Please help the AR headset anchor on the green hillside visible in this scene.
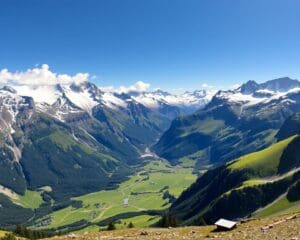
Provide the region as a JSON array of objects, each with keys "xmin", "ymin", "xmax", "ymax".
[
  {"xmin": 169, "ymin": 135, "xmax": 300, "ymax": 225},
  {"xmin": 13, "ymin": 190, "xmax": 44, "ymax": 209},
  {"xmin": 254, "ymin": 195, "xmax": 300, "ymax": 218},
  {"xmin": 153, "ymin": 94, "xmax": 292, "ymax": 169},
  {"xmin": 153, "ymin": 106, "xmax": 232, "ymax": 164},
  {"xmin": 228, "ymin": 136, "xmax": 296, "ymax": 176},
  {"xmin": 19, "ymin": 114, "xmax": 129, "ymax": 201}
]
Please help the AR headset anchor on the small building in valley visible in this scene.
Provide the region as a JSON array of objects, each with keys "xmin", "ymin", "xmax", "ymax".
[
  {"xmin": 123, "ymin": 198, "xmax": 129, "ymax": 206},
  {"xmin": 214, "ymin": 218, "xmax": 237, "ymax": 231}
]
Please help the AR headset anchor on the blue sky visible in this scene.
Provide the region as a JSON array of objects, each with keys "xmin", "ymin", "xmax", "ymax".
[{"xmin": 1, "ymin": 0, "xmax": 300, "ymax": 91}]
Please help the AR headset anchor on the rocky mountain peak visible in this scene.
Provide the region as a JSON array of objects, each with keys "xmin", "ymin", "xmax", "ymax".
[
  {"xmin": 260, "ymin": 77, "xmax": 300, "ymax": 92},
  {"xmin": 239, "ymin": 80, "xmax": 259, "ymax": 94},
  {"xmin": 152, "ymin": 89, "xmax": 171, "ymax": 96}
]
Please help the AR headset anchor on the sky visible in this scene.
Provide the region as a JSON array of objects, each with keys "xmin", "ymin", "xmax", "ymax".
[{"xmin": 1, "ymin": 0, "xmax": 300, "ymax": 92}]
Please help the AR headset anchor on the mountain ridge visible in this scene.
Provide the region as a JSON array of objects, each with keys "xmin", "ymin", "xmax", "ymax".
[
  {"xmin": 169, "ymin": 134, "xmax": 300, "ymax": 225},
  {"xmin": 168, "ymin": 113, "xmax": 300, "ymax": 225},
  {"xmin": 154, "ymin": 77, "xmax": 300, "ymax": 168}
]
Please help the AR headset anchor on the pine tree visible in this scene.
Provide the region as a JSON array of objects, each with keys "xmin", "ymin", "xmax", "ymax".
[
  {"xmin": 170, "ymin": 214, "xmax": 178, "ymax": 227},
  {"xmin": 107, "ymin": 222, "xmax": 116, "ymax": 231},
  {"xmin": 160, "ymin": 214, "xmax": 178, "ymax": 228},
  {"xmin": 127, "ymin": 222, "xmax": 134, "ymax": 228},
  {"xmin": 198, "ymin": 217, "xmax": 206, "ymax": 226},
  {"xmin": 14, "ymin": 225, "xmax": 23, "ymax": 236}
]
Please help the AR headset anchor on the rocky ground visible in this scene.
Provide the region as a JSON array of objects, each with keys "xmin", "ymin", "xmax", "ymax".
[{"xmin": 48, "ymin": 214, "xmax": 300, "ymax": 240}]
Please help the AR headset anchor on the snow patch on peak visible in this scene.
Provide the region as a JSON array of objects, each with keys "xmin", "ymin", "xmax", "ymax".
[
  {"xmin": 13, "ymin": 85, "xmax": 62, "ymax": 105},
  {"xmin": 0, "ymin": 88, "xmax": 34, "ymax": 133},
  {"xmin": 63, "ymin": 85, "xmax": 99, "ymax": 112},
  {"xmin": 130, "ymin": 89, "xmax": 215, "ymax": 110},
  {"xmin": 214, "ymin": 80, "xmax": 300, "ymax": 108},
  {"xmin": 2, "ymin": 81, "xmax": 132, "ymax": 117},
  {"xmin": 101, "ymin": 92, "xmax": 128, "ymax": 109}
]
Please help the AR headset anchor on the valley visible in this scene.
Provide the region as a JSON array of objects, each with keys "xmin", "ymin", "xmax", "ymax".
[{"xmin": 31, "ymin": 158, "xmax": 196, "ymax": 232}]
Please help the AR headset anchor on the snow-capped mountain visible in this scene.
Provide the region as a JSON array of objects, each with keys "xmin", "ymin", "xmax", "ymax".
[
  {"xmin": 0, "ymin": 81, "xmax": 211, "ymax": 123},
  {"xmin": 154, "ymin": 77, "xmax": 300, "ymax": 166},
  {"xmin": 1, "ymin": 77, "xmax": 299, "ymax": 130},
  {"xmin": 0, "ymin": 80, "xmax": 216, "ymax": 165},
  {"xmin": 123, "ymin": 89, "xmax": 215, "ymax": 119},
  {"xmin": 210, "ymin": 77, "xmax": 300, "ymax": 110},
  {"xmin": 129, "ymin": 89, "xmax": 214, "ymax": 110},
  {"xmin": 0, "ymin": 81, "xmax": 175, "ymax": 208},
  {"xmin": 0, "ymin": 81, "xmax": 175, "ymax": 163},
  {"xmin": 0, "ymin": 86, "xmax": 35, "ymax": 134},
  {"xmin": 11, "ymin": 82, "xmax": 130, "ymax": 118}
]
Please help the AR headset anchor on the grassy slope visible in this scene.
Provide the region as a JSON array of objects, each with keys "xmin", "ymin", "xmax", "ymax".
[
  {"xmin": 171, "ymin": 135, "xmax": 300, "ymax": 224},
  {"xmin": 46, "ymin": 213, "xmax": 300, "ymax": 240},
  {"xmin": 48, "ymin": 131, "xmax": 117, "ymax": 164},
  {"xmin": 254, "ymin": 195, "xmax": 300, "ymax": 218},
  {"xmin": 228, "ymin": 135, "xmax": 296, "ymax": 176},
  {"xmin": 35, "ymin": 160, "xmax": 196, "ymax": 230},
  {"xmin": 21, "ymin": 120, "xmax": 126, "ymax": 200},
  {"xmin": 153, "ymin": 115, "xmax": 225, "ymax": 163},
  {"xmin": 211, "ymin": 135, "xmax": 300, "ymax": 217},
  {"xmin": 13, "ymin": 190, "xmax": 44, "ymax": 209},
  {"xmin": 180, "ymin": 118, "xmax": 224, "ymax": 137},
  {"xmin": 223, "ymin": 135, "xmax": 299, "ymax": 197}
]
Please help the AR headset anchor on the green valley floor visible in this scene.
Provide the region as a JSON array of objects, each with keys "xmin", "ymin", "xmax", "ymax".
[{"xmin": 33, "ymin": 158, "xmax": 196, "ymax": 231}]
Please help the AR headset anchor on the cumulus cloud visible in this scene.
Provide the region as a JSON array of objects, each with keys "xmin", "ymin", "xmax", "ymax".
[
  {"xmin": 0, "ymin": 64, "xmax": 89, "ymax": 86},
  {"xmin": 101, "ymin": 81, "xmax": 151, "ymax": 93},
  {"xmin": 119, "ymin": 81, "xmax": 150, "ymax": 93}
]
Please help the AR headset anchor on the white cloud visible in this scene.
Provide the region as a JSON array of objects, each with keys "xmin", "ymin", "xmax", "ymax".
[
  {"xmin": 0, "ymin": 64, "xmax": 89, "ymax": 86},
  {"xmin": 100, "ymin": 81, "xmax": 151, "ymax": 93},
  {"xmin": 120, "ymin": 81, "xmax": 150, "ymax": 93},
  {"xmin": 201, "ymin": 83, "xmax": 215, "ymax": 89}
]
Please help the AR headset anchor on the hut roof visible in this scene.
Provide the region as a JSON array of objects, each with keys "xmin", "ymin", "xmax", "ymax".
[{"xmin": 214, "ymin": 218, "xmax": 237, "ymax": 229}]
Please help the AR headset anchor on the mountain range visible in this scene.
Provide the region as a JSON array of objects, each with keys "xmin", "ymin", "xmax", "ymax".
[
  {"xmin": 1, "ymin": 77, "xmax": 300, "ymax": 229},
  {"xmin": 154, "ymin": 77, "xmax": 300, "ymax": 168},
  {"xmin": 127, "ymin": 89, "xmax": 214, "ymax": 119},
  {"xmin": 0, "ymin": 81, "xmax": 212, "ymax": 226}
]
